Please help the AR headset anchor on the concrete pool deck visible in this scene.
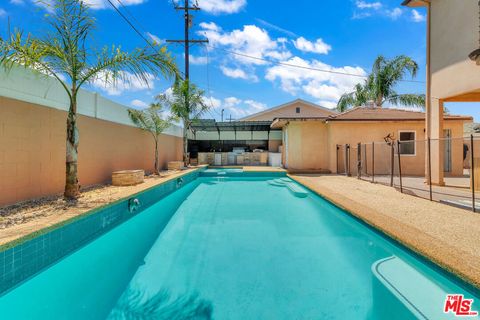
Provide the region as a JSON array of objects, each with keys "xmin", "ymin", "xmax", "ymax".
[{"xmin": 289, "ymin": 174, "xmax": 480, "ymax": 290}]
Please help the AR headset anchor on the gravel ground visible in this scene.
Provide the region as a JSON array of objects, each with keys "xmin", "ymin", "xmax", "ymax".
[
  {"xmin": 289, "ymin": 174, "xmax": 480, "ymax": 290},
  {"xmin": 0, "ymin": 169, "xmax": 197, "ymax": 246}
]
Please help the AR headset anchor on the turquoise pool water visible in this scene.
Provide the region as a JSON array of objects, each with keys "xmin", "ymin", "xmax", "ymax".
[{"xmin": 0, "ymin": 175, "xmax": 478, "ymax": 319}]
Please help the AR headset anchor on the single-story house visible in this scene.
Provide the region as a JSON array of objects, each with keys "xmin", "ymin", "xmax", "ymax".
[{"xmin": 272, "ymin": 107, "xmax": 472, "ymax": 176}]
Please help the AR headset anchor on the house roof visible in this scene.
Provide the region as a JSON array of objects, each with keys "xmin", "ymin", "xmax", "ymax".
[
  {"xmin": 328, "ymin": 107, "xmax": 473, "ymax": 122},
  {"xmin": 270, "ymin": 107, "xmax": 472, "ymax": 128},
  {"xmin": 401, "ymin": 0, "xmax": 428, "ymax": 7},
  {"xmin": 239, "ymin": 99, "xmax": 336, "ymax": 121}
]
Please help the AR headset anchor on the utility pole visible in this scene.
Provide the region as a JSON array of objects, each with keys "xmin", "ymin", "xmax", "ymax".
[
  {"xmin": 166, "ymin": 0, "xmax": 209, "ymax": 82},
  {"xmin": 166, "ymin": 0, "xmax": 208, "ymax": 166},
  {"xmin": 221, "ymin": 109, "xmax": 225, "ymax": 122}
]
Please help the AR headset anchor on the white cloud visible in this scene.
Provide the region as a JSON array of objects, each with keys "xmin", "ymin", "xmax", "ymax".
[
  {"xmin": 220, "ymin": 66, "xmax": 258, "ymax": 81},
  {"xmin": 199, "ymin": 0, "xmax": 246, "ymax": 14},
  {"xmin": 411, "ymin": 9, "xmax": 426, "ymax": 22},
  {"xmin": 224, "ymin": 96, "xmax": 242, "ymax": 108},
  {"xmin": 265, "ymin": 56, "xmax": 367, "ymax": 107},
  {"xmin": 205, "ymin": 96, "xmax": 267, "ymax": 119},
  {"xmin": 0, "ymin": 8, "xmax": 7, "ymax": 17},
  {"xmin": 244, "ymin": 99, "xmax": 267, "ymax": 113},
  {"xmin": 198, "ymin": 22, "xmax": 291, "ymax": 66},
  {"xmin": 146, "ymin": 32, "xmax": 164, "ymax": 45},
  {"xmin": 293, "ymin": 37, "xmax": 332, "ymax": 55},
  {"xmin": 91, "ymin": 71, "xmax": 155, "ymax": 96},
  {"xmin": 204, "ymin": 96, "xmax": 222, "ymax": 109},
  {"xmin": 316, "ymin": 100, "xmax": 338, "ymax": 109},
  {"xmin": 353, "ymin": 1, "xmax": 403, "ymax": 21},
  {"xmin": 130, "ymin": 99, "xmax": 149, "ymax": 109},
  {"xmin": 355, "ymin": 1, "xmax": 382, "ymax": 10},
  {"xmin": 386, "ymin": 8, "xmax": 403, "ymax": 20},
  {"xmin": 189, "ymin": 55, "xmax": 208, "ymax": 65}
]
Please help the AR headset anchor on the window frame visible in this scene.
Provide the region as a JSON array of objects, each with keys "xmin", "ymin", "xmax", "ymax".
[
  {"xmin": 398, "ymin": 130, "xmax": 417, "ymax": 156},
  {"xmin": 295, "ymin": 107, "xmax": 301, "ymax": 114}
]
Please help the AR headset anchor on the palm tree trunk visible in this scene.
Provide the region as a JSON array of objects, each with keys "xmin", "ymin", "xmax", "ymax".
[
  {"xmin": 154, "ymin": 138, "xmax": 159, "ymax": 175},
  {"xmin": 183, "ymin": 127, "xmax": 188, "ymax": 167},
  {"xmin": 376, "ymin": 95, "xmax": 383, "ymax": 108},
  {"xmin": 64, "ymin": 98, "xmax": 80, "ymax": 199}
]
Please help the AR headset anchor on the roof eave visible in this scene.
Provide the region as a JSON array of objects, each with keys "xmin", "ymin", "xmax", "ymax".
[{"xmin": 401, "ymin": 0, "xmax": 429, "ymax": 7}]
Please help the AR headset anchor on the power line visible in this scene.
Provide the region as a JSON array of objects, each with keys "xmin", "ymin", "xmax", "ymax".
[
  {"xmin": 203, "ymin": 43, "xmax": 426, "ymax": 84},
  {"xmin": 105, "ymin": 0, "xmax": 157, "ymax": 51},
  {"xmin": 106, "ymin": 0, "xmax": 425, "ymax": 86}
]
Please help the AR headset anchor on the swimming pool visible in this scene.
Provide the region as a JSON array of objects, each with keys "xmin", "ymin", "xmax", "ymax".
[{"xmin": 0, "ymin": 170, "xmax": 478, "ymax": 319}]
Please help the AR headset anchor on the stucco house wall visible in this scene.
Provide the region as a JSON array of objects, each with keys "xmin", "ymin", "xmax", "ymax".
[
  {"xmin": 284, "ymin": 121, "xmax": 329, "ymax": 171},
  {"xmin": 403, "ymin": 0, "xmax": 480, "ymax": 184},
  {"xmin": 282, "ymin": 119, "xmax": 467, "ymax": 176},
  {"xmin": 429, "ymin": 0, "xmax": 480, "ymax": 100}
]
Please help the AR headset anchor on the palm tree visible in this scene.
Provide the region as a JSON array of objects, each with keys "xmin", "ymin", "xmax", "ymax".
[
  {"xmin": 128, "ymin": 102, "xmax": 172, "ymax": 175},
  {"xmin": 337, "ymin": 55, "xmax": 425, "ymax": 112},
  {"xmin": 160, "ymin": 80, "xmax": 209, "ymax": 166},
  {"xmin": 0, "ymin": 0, "xmax": 178, "ymax": 199}
]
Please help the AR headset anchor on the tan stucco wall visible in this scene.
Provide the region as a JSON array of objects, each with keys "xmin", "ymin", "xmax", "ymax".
[
  {"xmin": 0, "ymin": 97, "xmax": 182, "ymax": 206},
  {"xmin": 243, "ymin": 101, "xmax": 335, "ymax": 121},
  {"xmin": 282, "ymin": 119, "xmax": 466, "ymax": 176},
  {"xmin": 284, "ymin": 121, "xmax": 330, "ymax": 171},
  {"xmin": 430, "ymin": 0, "xmax": 480, "ymax": 99}
]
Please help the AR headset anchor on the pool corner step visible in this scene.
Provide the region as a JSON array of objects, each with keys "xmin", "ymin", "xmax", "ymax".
[
  {"xmin": 269, "ymin": 178, "xmax": 308, "ymax": 198},
  {"xmin": 371, "ymin": 256, "xmax": 475, "ymax": 320}
]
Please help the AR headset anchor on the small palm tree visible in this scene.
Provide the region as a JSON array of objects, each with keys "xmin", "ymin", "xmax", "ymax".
[
  {"xmin": 128, "ymin": 103, "xmax": 172, "ymax": 175},
  {"xmin": 160, "ymin": 80, "xmax": 209, "ymax": 166},
  {"xmin": 0, "ymin": 0, "xmax": 178, "ymax": 199},
  {"xmin": 337, "ymin": 55, "xmax": 425, "ymax": 112}
]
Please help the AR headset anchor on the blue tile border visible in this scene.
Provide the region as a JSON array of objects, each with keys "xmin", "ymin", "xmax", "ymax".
[
  {"xmin": 199, "ymin": 171, "xmax": 286, "ymax": 178},
  {"xmin": 0, "ymin": 168, "xmax": 203, "ymax": 296}
]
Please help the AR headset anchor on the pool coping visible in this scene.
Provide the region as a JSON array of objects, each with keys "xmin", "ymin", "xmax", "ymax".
[
  {"xmin": 288, "ymin": 174, "xmax": 480, "ymax": 296},
  {"xmin": 0, "ymin": 166, "xmax": 207, "ymax": 253}
]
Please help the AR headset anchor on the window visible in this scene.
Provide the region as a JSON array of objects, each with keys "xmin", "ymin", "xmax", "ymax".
[
  {"xmin": 399, "ymin": 131, "xmax": 416, "ymax": 155},
  {"xmin": 296, "ymin": 107, "xmax": 301, "ymax": 114}
]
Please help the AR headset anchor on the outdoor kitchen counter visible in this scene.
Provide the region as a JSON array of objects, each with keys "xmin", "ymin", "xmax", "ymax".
[{"xmin": 197, "ymin": 152, "xmax": 269, "ymax": 166}]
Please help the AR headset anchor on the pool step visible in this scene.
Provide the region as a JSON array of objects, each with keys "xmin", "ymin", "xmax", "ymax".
[
  {"xmin": 371, "ymin": 256, "xmax": 478, "ymax": 320},
  {"xmin": 268, "ymin": 178, "xmax": 308, "ymax": 198}
]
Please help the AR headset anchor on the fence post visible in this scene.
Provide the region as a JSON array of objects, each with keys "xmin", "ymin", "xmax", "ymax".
[
  {"xmin": 471, "ymin": 135, "xmax": 476, "ymax": 212},
  {"xmin": 390, "ymin": 143, "xmax": 394, "ymax": 187},
  {"xmin": 397, "ymin": 140, "xmax": 403, "ymax": 193},
  {"xmin": 428, "ymin": 138, "xmax": 433, "ymax": 201},
  {"xmin": 346, "ymin": 144, "xmax": 351, "ymax": 176},
  {"xmin": 372, "ymin": 142, "xmax": 375, "ymax": 183},
  {"xmin": 344, "ymin": 144, "xmax": 348, "ymax": 176},
  {"xmin": 364, "ymin": 144, "xmax": 368, "ymax": 176},
  {"xmin": 336, "ymin": 144, "xmax": 339, "ymax": 174},
  {"xmin": 357, "ymin": 143, "xmax": 362, "ymax": 179}
]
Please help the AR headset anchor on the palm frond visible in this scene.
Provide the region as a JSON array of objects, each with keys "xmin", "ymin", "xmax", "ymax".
[
  {"xmin": 128, "ymin": 103, "xmax": 172, "ymax": 138},
  {"xmin": 387, "ymin": 94, "xmax": 425, "ymax": 109},
  {"xmin": 79, "ymin": 44, "xmax": 178, "ymax": 91}
]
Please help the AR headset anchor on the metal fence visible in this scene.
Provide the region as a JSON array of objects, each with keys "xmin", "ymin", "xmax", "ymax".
[{"xmin": 336, "ymin": 135, "xmax": 479, "ymax": 212}]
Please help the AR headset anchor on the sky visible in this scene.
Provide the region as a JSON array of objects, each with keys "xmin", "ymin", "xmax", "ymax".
[{"xmin": 1, "ymin": 0, "xmax": 479, "ymax": 121}]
